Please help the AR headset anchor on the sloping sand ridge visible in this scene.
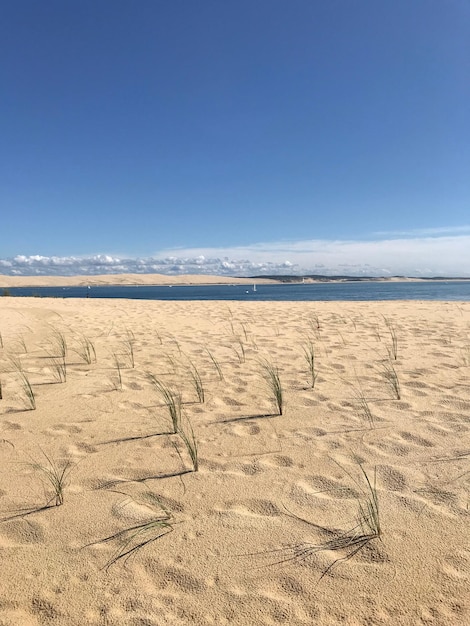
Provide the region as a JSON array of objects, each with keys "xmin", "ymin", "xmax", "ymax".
[{"xmin": 0, "ymin": 297, "xmax": 468, "ymax": 625}]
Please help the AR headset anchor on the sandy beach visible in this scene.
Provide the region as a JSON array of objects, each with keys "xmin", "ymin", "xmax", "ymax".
[{"xmin": 0, "ymin": 294, "xmax": 469, "ymax": 625}]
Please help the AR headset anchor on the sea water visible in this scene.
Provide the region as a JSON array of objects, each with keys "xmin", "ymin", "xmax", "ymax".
[{"xmin": 3, "ymin": 281, "xmax": 470, "ymax": 301}]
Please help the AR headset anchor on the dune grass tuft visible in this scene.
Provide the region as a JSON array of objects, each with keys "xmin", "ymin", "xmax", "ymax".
[
  {"xmin": 20, "ymin": 372, "xmax": 36, "ymax": 410},
  {"xmin": 148, "ymin": 375, "xmax": 182, "ymax": 433},
  {"xmin": 309, "ymin": 312, "xmax": 321, "ymax": 334},
  {"xmin": 49, "ymin": 328, "xmax": 67, "ymax": 359},
  {"xmin": 122, "ymin": 329, "xmax": 136, "ymax": 368},
  {"xmin": 302, "ymin": 340, "xmax": 318, "ymax": 389},
  {"xmin": 259, "ymin": 358, "xmax": 284, "ymax": 415},
  {"xmin": 50, "ymin": 357, "xmax": 67, "ymax": 383},
  {"xmin": 353, "ymin": 387, "xmax": 376, "ymax": 428},
  {"xmin": 177, "ymin": 418, "xmax": 199, "ymax": 472},
  {"xmin": 253, "ymin": 464, "xmax": 381, "ymax": 580},
  {"xmin": 187, "ymin": 359, "xmax": 205, "ymax": 403},
  {"xmin": 15, "ymin": 334, "xmax": 28, "ymax": 354},
  {"xmin": 87, "ymin": 494, "xmax": 173, "ymax": 570},
  {"xmin": 381, "ymin": 359, "xmax": 401, "ymax": 400},
  {"xmin": 206, "ymin": 348, "xmax": 224, "ymax": 380},
  {"xmin": 232, "ymin": 338, "xmax": 246, "ymax": 363},
  {"xmin": 112, "ymin": 353, "xmax": 123, "ymax": 390},
  {"xmin": 383, "ymin": 317, "xmax": 398, "ymax": 360},
  {"xmin": 29, "ymin": 451, "xmax": 73, "ymax": 506},
  {"xmin": 74, "ymin": 335, "xmax": 96, "ymax": 364}
]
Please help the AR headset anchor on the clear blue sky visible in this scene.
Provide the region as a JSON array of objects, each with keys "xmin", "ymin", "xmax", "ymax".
[{"xmin": 1, "ymin": 0, "xmax": 469, "ymax": 276}]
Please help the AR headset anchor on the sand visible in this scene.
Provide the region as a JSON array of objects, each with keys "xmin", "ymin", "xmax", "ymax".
[
  {"xmin": 0, "ymin": 274, "xmax": 276, "ymax": 288},
  {"xmin": 0, "ymin": 295, "xmax": 468, "ymax": 625}
]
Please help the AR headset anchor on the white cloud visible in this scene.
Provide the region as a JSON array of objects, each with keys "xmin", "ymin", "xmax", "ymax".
[
  {"xmin": 372, "ymin": 225, "xmax": 470, "ymax": 237},
  {"xmin": 0, "ymin": 231, "xmax": 469, "ymax": 277}
]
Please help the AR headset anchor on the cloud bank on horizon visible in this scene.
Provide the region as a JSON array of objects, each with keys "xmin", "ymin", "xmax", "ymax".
[{"xmin": 1, "ymin": 231, "xmax": 469, "ymax": 278}]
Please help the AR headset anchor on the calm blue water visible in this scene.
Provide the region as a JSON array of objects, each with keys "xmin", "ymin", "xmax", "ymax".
[{"xmin": 3, "ymin": 281, "xmax": 470, "ymax": 301}]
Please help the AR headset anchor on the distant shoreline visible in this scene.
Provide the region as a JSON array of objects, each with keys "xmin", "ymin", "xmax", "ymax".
[
  {"xmin": 248, "ymin": 275, "xmax": 470, "ymax": 284},
  {"xmin": 0, "ymin": 273, "xmax": 469, "ymax": 289}
]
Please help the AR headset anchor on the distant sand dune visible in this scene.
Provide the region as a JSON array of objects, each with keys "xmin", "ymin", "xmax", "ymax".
[{"xmin": 0, "ymin": 273, "xmax": 276, "ymax": 288}]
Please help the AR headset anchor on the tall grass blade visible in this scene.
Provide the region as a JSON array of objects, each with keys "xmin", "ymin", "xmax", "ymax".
[
  {"xmin": 206, "ymin": 349, "xmax": 224, "ymax": 380},
  {"xmin": 187, "ymin": 360, "xmax": 205, "ymax": 403}
]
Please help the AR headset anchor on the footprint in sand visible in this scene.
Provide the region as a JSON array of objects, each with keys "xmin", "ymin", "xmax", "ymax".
[
  {"xmin": 376, "ymin": 465, "xmax": 407, "ymax": 491},
  {"xmin": 31, "ymin": 597, "xmax": 60, "ymax": 622},
  {"xmin": 2, "ymin": 421, "xmax": 22, "ymax": 431},
  {"xmin": 44, "ymin": 423, "xmax": 82, "ymax": 435},
  {"xmin": 235, "ymin": 499, "xmax": 282, "ymax": 517},
  {"xmin": 234, "ymin": 461, "xmax": 263, "ymax": 476},
  {"xmin": 127, "ymin": 382, "xmax": 143, "ymax": 391},
  {"xmin": 222, "ymin": 397, "xmax": 243, "ymax": 407},
  {"xmin": 295, "ymin": 475, "xmax": 360, "ymax": 500},
  {"xmin": 263, "ymin": 455, "xmax": 294, "ymax": 468},
  {"xmin": 441, "ymin": 554, "xmax": 470, "ymax": 582},
  {"xmin": 278, "ymin": 575, "xmax": 305, "ymax": 596},
  {"xmin": 231, "ymin": 422, "xmax": 261, "ymax": 436},
  {"xmin": 399, "ymin": 431, "xmax": 434, "ymax": 447},
  {"xmin": 145, "ymin": 564, "xmax": 207, "ymax": 593},
  {"xmin": 0, "ymin": 519, "xmax": 45, "ymax": 547},
  {"xmin": 66, "ymin": 442, "xmax": 97, "ymax": 456},
  {"xmin": 111, "ymin": 498, "xmax": 160, "ymax": 523}
]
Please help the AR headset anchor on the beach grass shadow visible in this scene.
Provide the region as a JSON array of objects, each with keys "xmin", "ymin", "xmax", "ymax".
[
  {"xmin": 217, "ymin": 413, "xmax": 277, "ymax": 424},
  {"xmin": 96, "ymin": 431, "xmax": 174, "ymax": 446}
]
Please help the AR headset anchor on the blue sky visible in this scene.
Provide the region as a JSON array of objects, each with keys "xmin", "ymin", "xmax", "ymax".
[{"xmin": 1, "ymin": 0, "xmax": 469, "ymax": 276}]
